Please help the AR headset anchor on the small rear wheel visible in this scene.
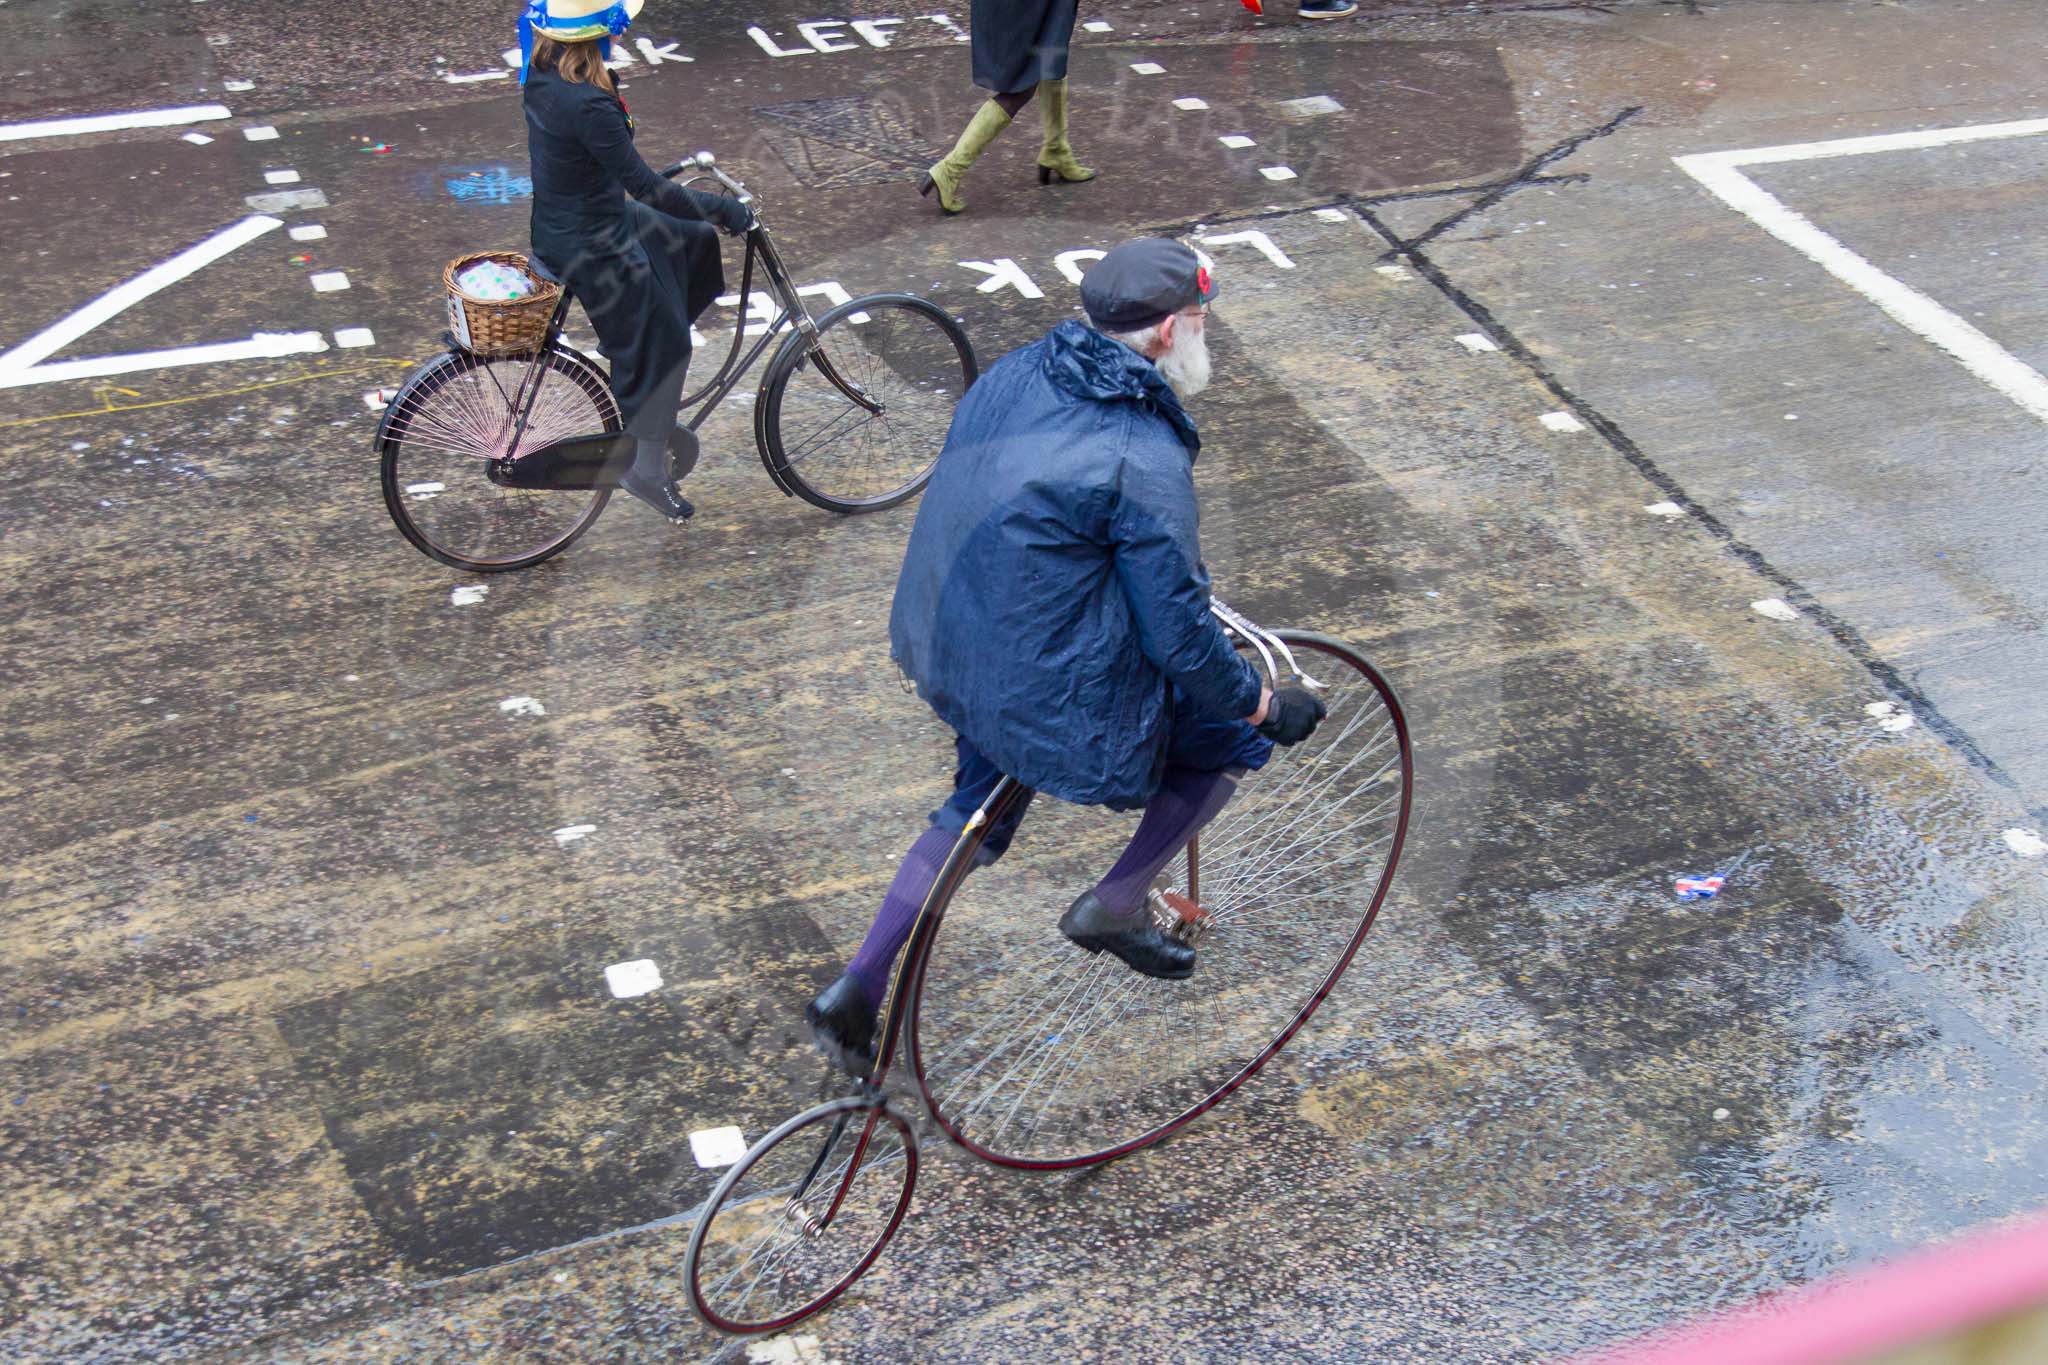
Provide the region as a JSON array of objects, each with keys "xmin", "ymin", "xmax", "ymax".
[
  {"xmin": 757, "ymin": 293, "xmax": 976, "ymax": 514},
  {"xmin": 684, "ymin": 1096, "xmax": 919, "ymax": 1335},
  {"xmin": 378, "ymin": 347, "xmax": 616, "ymax": 573}
]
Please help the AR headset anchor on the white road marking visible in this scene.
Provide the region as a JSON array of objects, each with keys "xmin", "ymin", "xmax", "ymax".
[
  {"xmin": 688, "ymin": 1126, "xmax": 748, "ymax": 1168},
  {"xmin": 605, "ymin": 960, "xmax": 662, "ymax": 998},
  {"xmin": 223, "ymin": 80, "xmax": 254, "ymax": 92},
  {"xmin": 1278, "ymin": 95, "xmax": 1345, "ymax": 117},
  {"xmin": 958, "ymin": 257, "xmax": 1045, "ymax": 299},
  {"xmin": 746, "ymin": 1335, "xmax": 837, "ymax": 1365},
  {"xmin": 406, "ymin": 482, "xmax": 447, "ymax": 499},
  {"xmin": 1314, "ymin": 207, "xmax": 1348, "ymax": 222},
  {"xmin": 1200, "ymin": 230, "xmax": 1296, "ymax": 269},
  {"xmin": 1130, "ymin": 62, "xmax": 1166, "ymax": 75},
  {"xmin": 1259, "ymin": 165, "xmax": 1297, "ymax": 181},
  {"xmin": 1173, "ymin": 96, "xmax": 1209, "ymax": 111},
  {"xmin": 1751, "ymin": 598, "xmax": 1799, "ymax": 622},
  {"xmin": 263, "ymin": 168, "xmax": 300, "ymax": 184},
  {"xmin": 2003, "ymin": 828, "xmax": 2047, "ymax": 858},
  {"xmin": 553, "ymin": 823, "xmax": 597, "ymax": 844},
  {"xmin": 181, "ymin": 132, "xmax": 214, "ymax": 146},
  {"xmin": 444, "ymin": 71, "xmax": 510, "ymax": 84},
  {"xmin": 449, "ymin": 582, "xmax": 486, "ymax": 603},
  {"xmin": 1455, "ymin": 332, "xmax": 1500, "ymax": 352},
  {"xmin": 309, "ymin": 271, "xmax": 351, "ymax": 292},
  {"xmin": 1644, "ymin": 500, "xmax": 1685, "ymax": 517},
  {"xmin": 243, "ymin": 125, "xmax": 279, "ymax": 141},
  {"xmin": 1539, "ymin": 411, "xmax": 1586, "ymax": 432},
  {"xmin": 246, "ymin": 188, "xmax": 328, "ymax": 213},
  {"xmin": 1374, "ymin": 264, "xmax": 1412, "ymax": 280},
  {"xmin": 499, "ymin": 696, "xmax": 547, "ymax": 717},
  {"xmin": 1675, "ymin": 118, "xmax": 2048, "ymax": 426},
  {"xmin": 1865, "ymin": 700, "xmax": 1915, "ymax": 733},
  {"xmin": 1082, "ymin": 20, "xmax": 1114, "ymax": 33},
  {"xmin": 0, "ymin": 333, "xmax": 328, "ymax": 389},
  {"xmin": 288, "ymin": 224, "xmax": 327, "ymax": 241},
  {"xmin": 333, "ymin": 327, "xmax": 375, "ymax": 348},
  {"xmin": 0, "ymin": 103, "xmax": 231, "ymax": 142},
  {"xmin": 1219, "ymin": 134, "xmax": 1256, "ymax": 149}
]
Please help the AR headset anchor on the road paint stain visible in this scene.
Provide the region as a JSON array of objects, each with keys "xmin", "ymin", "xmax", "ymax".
[
  {"xmin": 553, "ymin": 823, "xmax": 597, "ymax": 845},
  {"xmin": 1539, "ymin": 411, "xmax": 1586, "ymax": 433},
  {"xmin": 689, "ymin": 1126, "xmax": 748, "ymax": 1168},
  {"xmin": 1751, "ymin": 598, "xmax": 1799, "ymax": 622},
  {"xmin": 2002, "ymin": 828, "xmax": 2047, "ymax": 858},
  {"xmin": 604, "ymin": 960, "xmax": 662, "ymax": 998},
  {"xmin": 1865, "ymin": 701, "xmax": 1915, "ymax": 733},
  {"xmin": 499, "ymin": 696, "xmax": 546, "ymax": 717}
]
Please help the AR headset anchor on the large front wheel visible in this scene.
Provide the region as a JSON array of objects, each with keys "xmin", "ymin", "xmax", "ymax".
[
  {"xmin": 907, "ymin": 633, "xmax": 1414, "ymax": 1169},
  {"xmin": 756, "ymin": 293, "xmax": 976, "ymax": 514},
  {"xmin": 684, "ymin": 1096, "xmax": 920, "ymax": 1335}
]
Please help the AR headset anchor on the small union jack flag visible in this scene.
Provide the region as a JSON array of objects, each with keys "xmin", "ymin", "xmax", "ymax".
[{"xmin": 1674, "ymin": 875, "xmax": 1724, "ymax": 901}]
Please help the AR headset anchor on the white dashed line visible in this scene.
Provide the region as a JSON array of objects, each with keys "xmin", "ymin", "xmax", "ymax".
[
  {"xmin": 1130, "ymin": 62, "xmax": 1166, "ymax": 75},
  {"xmin": 1082, "ymin": 20, "xmax": 1114, "ymax": 33},
  {"xmin": 1258, "ymin": 165, "xmax": 1297, "ymax": 181},
  {"xmin": 0, "ymin": 103, "xmax": 231, "ymax": 142},
  {"xmin": 244, "ymin": 125, "xmax": 279, "ymax": 141},
  {"xmin": 308, "ymin": 270, "xmax": 350, "ymax": 292},
  {"xmin": 181, "ymin": 132, "xmax": 214, "ymax": 146},
  {"xmin": 333, "ymin": 327, "xmax": 375, "ymax": 348},
  {"xmin": 288, "ymin": 224, "xmax": 327, "ymax": 241},
  {"xmin": 1219, "ymin": 134, "xmax": 1256, "ymax": 149},
  {"xmin": 1173, "ymin": 96, "xmax": 1209, "ymax": 111},
  {"xmin": 263, "ymin": 168, "xmax": 301, "ymax": 184}
]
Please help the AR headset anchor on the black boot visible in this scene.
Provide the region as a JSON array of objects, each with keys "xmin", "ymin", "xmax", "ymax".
[
  {"xmin": 806, "ymin": 973, "xmax": 878, "ymax": 1078},
  {"xmin": 1058, "ymin": 890, "xmax": 1196, "ymax": 979},
  {"xmin": 619, "ymin": 435, "xmax": 694, "ymax": 521}
]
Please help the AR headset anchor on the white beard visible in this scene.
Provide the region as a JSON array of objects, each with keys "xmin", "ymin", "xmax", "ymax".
[{"xmin": 1155, "ymin": 322, "xmax": 1213, "ymax": 398}]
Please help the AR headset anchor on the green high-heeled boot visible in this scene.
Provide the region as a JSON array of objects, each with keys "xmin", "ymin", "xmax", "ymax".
[
  {"xmin": 920, "ymin": 100, "xmax": 1013, "ymax": 214},
  {"xmin": 1035, "ymin": 78, "xmax": 1096, "ymax": 185}
]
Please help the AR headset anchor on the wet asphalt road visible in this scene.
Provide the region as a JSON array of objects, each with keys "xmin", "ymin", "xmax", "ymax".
[{"xmin": 5, "ymin": 0, "xmax": 2048, "ymax": 1360}]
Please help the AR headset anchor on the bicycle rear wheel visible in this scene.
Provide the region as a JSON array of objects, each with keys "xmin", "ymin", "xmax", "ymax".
[
  {"xmin": 379, "ymin": 348, "xmax": 616, "ymax": 573},
  {"xmin": 756, "ymin": 293, "xmax": 975, "ymax": 514},
  {"xmin": 684, "ymin": 1096, "xmax": 919, "ymax": 1335},
  {"xmin": 908, "ymin": 632, "xmax": 1412, "ymax": 1168}
]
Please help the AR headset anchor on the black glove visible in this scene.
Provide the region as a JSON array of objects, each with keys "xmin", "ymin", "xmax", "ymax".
[
  {"xmin": 1256, "ymin": 687, "xmax": 1326, "ymax": 745},
  {"xmin": 716, "ymin": 198, "xmax": 754, "ymax": 235}
]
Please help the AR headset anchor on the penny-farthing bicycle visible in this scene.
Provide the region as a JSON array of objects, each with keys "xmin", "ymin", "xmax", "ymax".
[{"xmin": 682, "ymin": 602, "xmax": 1413, "ymax": 1333}]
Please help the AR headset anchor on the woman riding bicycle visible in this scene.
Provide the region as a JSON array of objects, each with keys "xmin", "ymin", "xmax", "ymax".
[{"xmin": 520, "ymin": 0, "xmax": 752, "ymax": 521}]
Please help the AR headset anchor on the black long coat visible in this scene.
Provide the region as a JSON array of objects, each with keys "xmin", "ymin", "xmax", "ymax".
[
  {"xmin": 971, "ymin": 0, "xmax": 1078, "ymax": 94},
  {"xmin": 523, "ymin": 68, "xmax": 730, "ymax": 439}
]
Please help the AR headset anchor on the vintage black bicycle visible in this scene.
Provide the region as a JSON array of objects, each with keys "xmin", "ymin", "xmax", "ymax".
[
  {"xmin": 377, "ymin": 152, "xmax": 978, "ymax": 573},
  {"xmin": 680, "ymin": 602, "xmax": 1414, "ymax": 1335}
]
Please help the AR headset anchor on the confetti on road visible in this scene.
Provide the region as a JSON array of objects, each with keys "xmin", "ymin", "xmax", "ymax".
[
  {"xmin": 604, "ymin": 960, "xmax": 662, "ymax": 998},
  {"xmin": 1314, "ymin": 207, "xmax": 1348, "ymax": 222},
  {"xmin": 223, "ymin": 79, "xmax": 254, "ymax": 92},
  {"xmin": 1082, "ymin": 20, "xmax": 1114, "ymax": 32},
  {"xmin": 1278, "ymin": 95, "xmax": 1346, "ymax": 117}
]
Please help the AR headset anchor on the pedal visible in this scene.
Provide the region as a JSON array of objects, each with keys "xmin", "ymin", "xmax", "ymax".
[{"xmin": 1147, "ymin": 887, "xmax": 1214, "ymax": 947}]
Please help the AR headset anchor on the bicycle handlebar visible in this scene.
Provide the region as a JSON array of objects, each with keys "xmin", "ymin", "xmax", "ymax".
[
  {"xmin": 1212, "ymin": 598, "xmax": 1326, "ymax": 690},
  {"xmin": 659, "ymin": 149, "xmax": 755, "ymax": 209}
]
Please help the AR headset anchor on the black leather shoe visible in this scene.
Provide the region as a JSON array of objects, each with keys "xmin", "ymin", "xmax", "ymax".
[
  {"xmin": 1058, "ymin": 890, "xmax": 1196, "ymax": 979},
  {"xmin": 618, "ymin": 469, "xmax": 695, "ymax": 521},
  {"xmin": 806, "ymin": 973, "xmax": 878, "ymax": 1078}
]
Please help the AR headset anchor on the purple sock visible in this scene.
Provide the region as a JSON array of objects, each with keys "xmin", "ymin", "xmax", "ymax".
[
  {"xmin": 846, "ymin": 825, "xmax": 957, "ymax": 1008},
  {"xmin": 1091, "ymin": 765, "xmax": 1240, "ymax": 917}
]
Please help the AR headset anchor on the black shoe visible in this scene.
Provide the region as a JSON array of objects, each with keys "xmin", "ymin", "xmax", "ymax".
[
  {"xmin": 1058, "ymin": 890, "xmax": 1196, "ymax": 979},
  {"xmin": 806, "ymin": 973, "xmax": 878, "ymax": 1078},
  {"xmin": 618, "ymin": 469, "xmax": 695, "ymax": 521},
  {"xmin": 1300, "ymin": 0, "xmax": 1359, "ymax": 17}
]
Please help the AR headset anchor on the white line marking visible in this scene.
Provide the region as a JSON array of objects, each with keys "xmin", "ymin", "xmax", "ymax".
[
  {"xmin": 1675, "ymin": 119, "xmax": 2048, "ymax": 425},
  {"xmin": 1130, "ymin": 62, "xmax": 1165, "ymax": 75},
  {"xmin": 499, "ymin": 696, "xmax": 546, "ymax": 717},
  {"xmin": 0, "ymin": 333, "xmax": 329, "ymax": 390},
  {"xmin": 605, "ymin": 960, "xmax": 662, "ymax": 998},
  {"xmin": 1278, "ymin": 95, "xmax": 1345, "ymax": 117},
  {"xmin": 553, "ymin": 822, "xmax": 597, "ymax": 844},
  {"xmin": 181, "ymin": 132, "xmax": 214, "ymax": 146},
  {"xmin": 1219, "ymin": 134, "xmax": 1256, "ymax": 149},
  {"xmin": 288, "ymin": 224, "xmax": 327, "ymax": 241},
  {"xmin": 1200, "ymin": 229, "xmax": 1296, "ymax": 270},
  {"xmin": 0, "ymin": 103, "xmax": 232, "ymax": 142},
  {"xmin": 1751, "ymin": 598, "xmax": 1799, "ymax": 622},
  {"xmin": 2003, "ymin": 828, "xmax": 2047, "ymax": 858},
  {"xmin": 309, "ymin": 271, "xmax": 350, "ymax": 292},
  {"xmin": 1455, "ymin": 332, "xmax": 1499, "ymax": 352},
  {"xmin": 1644, "ymin": 500, "xmax": 1685, "ymax": 518},
  {"xmin": 333, "ymin": 327, "xmax": 375, "ymax": 348},
  {"xmin": 408, "ymin": 482, "xmax": 448, "ymax": 499},
  {"xmin": 1082, "ymin": 20, "xmax": 1114, "ymax": 33},
  {"xmin": 1539, "ymin": 411, "xmax": 1585, "ymax": 432},
  {"xmin": 689, "ymin": 1126, "xmax": 748, "ymax": 1168},
  {"xmin": 1173, "ymin": 96, "xmax": 1208, "ymax": 111},
  {"xmin": 244, "ymin": 125, "xmax": 279, "ymax": 141},
  {"xmin": 263, "ymin": 168, "xmax": 300, "ymax": 185},
  {"xmin": 223, "ymin": 79, "xmax": 254, "ymax": 92},
  {"xmin": 444, "ymin": 71, "xmax": 511, "ymax": 84},
  {"xmin": 246, "ymin": 188, "xmax": 328, "ymax": 213},
  {"xmin": 1313, "ymin": 207, "xmax": 1348, "ymax": 223},
  {"xmin": 1259, "ymin": 165, "xmax": 1297, "ymax": 181},
  {"xmin": 0, "ymin": 215, "xmax": 284, "ymax": 375}
]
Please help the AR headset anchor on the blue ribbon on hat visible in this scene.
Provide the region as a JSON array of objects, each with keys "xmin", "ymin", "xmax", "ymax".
[{"xmin": 518, "ymin": 1, "xmax": 635, "ymax": 84}]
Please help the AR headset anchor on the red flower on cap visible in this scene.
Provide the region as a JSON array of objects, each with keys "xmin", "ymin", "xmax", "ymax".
[{"xmin": 1197, "ymin": 265, "xmax": 1212, "ymax": 296}]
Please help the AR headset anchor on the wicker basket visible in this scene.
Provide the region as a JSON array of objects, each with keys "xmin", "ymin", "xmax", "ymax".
[{"xmin": 443, "ymin": 251, "xmax": 560, "ymax": 357}]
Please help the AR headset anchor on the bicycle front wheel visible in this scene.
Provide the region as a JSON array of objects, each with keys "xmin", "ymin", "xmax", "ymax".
[
  {"xmin": 684, "ymin": 1096, "xmax": 919, "ymax": 1335},
  {"xmin": 757, "ymin": 293, "xmax": 976, "ymax": 514},
  {"xmin": 908, "ymin": 632, "xmax": 1413, "ymax": 1168},
  {"xmin": 378, "ymin": 348, "xmax": 616, "ymax": 573}
]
